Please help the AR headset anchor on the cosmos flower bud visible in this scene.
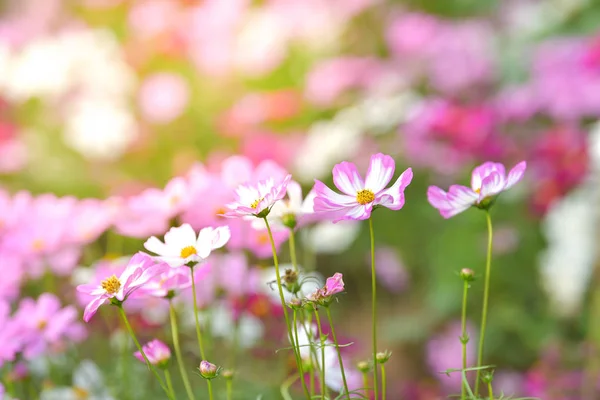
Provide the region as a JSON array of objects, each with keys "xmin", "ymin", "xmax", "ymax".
[
  {"xmin": 376, "ymin": 350, "xmax": 392, "ymax": 364},
  {"xmin": 134, "ymin": 339, "xmax": 171, "ymax": 369},
  {"xmin": 357, "ymin": 360, "xmax": 371, "ymax": 373},
  {"xmin": 281, "ymin": 213, "xmax": 297, "ymax": 230},
  {"xmin": 288, "ymin": 297, "xmax": 304, "ymax": 310},
  {"xmin": 284, "ymin": 269, "xmax": 300, "ymax": 294},
  {"xmin": 460, "ymin": 268, "xmax": 475, "ymax": 282},
  {"xmin": 222, "ymin": 369, "xmax": 234, "ymax": 380},
  {"xmin": 199, "ymin": 360, "xmax": 220, "ymax": 380}
]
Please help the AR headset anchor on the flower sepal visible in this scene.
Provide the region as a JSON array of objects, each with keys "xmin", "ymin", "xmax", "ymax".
[{"xmin": 473, "ymin": 195, "xmax": 496, "ymax": 211}]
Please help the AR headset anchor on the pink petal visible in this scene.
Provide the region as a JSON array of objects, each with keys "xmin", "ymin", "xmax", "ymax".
[
  {"xmin": 365, "ymin": 153, "xmax": 395, "ymax": 193},
  {"xmin": 334, "ymin": 204, "xmax": 373, "ymax": 222},
  {"xmin": 332, "ymin": 161, "xmax": 364, "ymax": 196},
  {"xmin": 505, "ymin": 161, "xmax": 527, "ymax": 190}
]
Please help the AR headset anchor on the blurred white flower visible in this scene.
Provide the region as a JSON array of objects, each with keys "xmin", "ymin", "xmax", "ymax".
[
  {"xmin": 210, "ymin": 301, "xmax": 265, "ymax": 349},
  {"xmin": 539, "ymin": 185, "xmax": 597, "ymax": 316},
  {"xmin": 63, "ymin": 98, "xmax": 137, "ymax": 161},
  {"xmin": 306, "ymin": 221, "xmax": 360, "ymax": 254},
  {"xmin": 40, "ymin": 360, "xmax": 114, "ymax": 400}
]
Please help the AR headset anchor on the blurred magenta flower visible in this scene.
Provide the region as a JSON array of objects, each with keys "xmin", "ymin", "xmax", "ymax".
[
  {"xmin": 313, "ymin": 153, "xmax": 413, "ymax": 222},
  {"xmin": 76, "ymin": 253, "xmax": 170, "ymax": 322},
  {"xmin": 224, "ymin": 175, "xmax": 292, "ymax": 218},
  {"xmin": 138, "ymin": 73, "xmax": 190, "ymax": 124},
  {"xmin": 134, "ymin": 339, "xmax": 171, "ymax": 368},
  {"xmin": 427, "ymin": 161, "xmax": 527, "ymax": 218},
  {"xmin": 144, "ymin": 223, "xmax": 231, "ymax": 267}
]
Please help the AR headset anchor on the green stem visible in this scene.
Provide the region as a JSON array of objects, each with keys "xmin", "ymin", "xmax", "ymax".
[
  {"xmin": 117, "ymin": 306, "xmax": 173, "ymax": 399},
  {"xmin": 281, "ymin": 374, "xmax": 300, "ymax": 400},
  {"xmin": 264, "ymin": 217, "xmax": 310, "ymax": 400},
  {"xmin": 368, "ymin": 217, "xmax": 379, "ymax": 400},
  {"xmin": 461, "ymin": 280, "xmax": 469, "ymax": 400},
  {"xmin": 302, "ymin": 312, "xmax": 318, "ymax": 397},
  {"xmin": 325, "ymin": 307, "xmax": 349, "ymax": 398},
  {"xmin": 475, "ymin": 211, "xmax": 493, "ymax": 396},
  {"xmin": 227, "ymin": 379, "xmax": 233, "ymax": 400},
  {"xmin": 164, "ymin": 369, "xmax": 176, "ymax": 399},
  {"xmin": 313, "ymin": 308, "xmax": 328, "ymax": 399},
  {"xmin": 487, "ymin": 381, "xmax": 494, "ymax": 400},
  {"xmin": 169, "ymin": 302, "xmax": 195, "ymax": 400},
  {"xmin": 293, "ymin": 309, "xmax": 311, "ymax": 397},
  {"xmin": 381, "ymin": 364, "xmax": 387, "ymax": 400},
  {"xmin": 289, "ymin": 229, "xmax": 299, "ymax": 272},
  {"xmin": 362, "ymin": 370, "xmax": 369, "ymax": 397},
  {"xmin": 189, "ymin": 265, "xmax": 214, "ymax": 400}
]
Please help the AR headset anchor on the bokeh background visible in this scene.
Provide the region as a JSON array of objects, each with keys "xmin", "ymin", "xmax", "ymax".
[{"xmin": 0, "ymin": 0, "xmax": 599, "ymax": 399}]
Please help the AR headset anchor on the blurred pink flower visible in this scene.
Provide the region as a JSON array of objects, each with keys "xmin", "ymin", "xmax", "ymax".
[
  {"xmin": 305, "ymin": 57, "xmax": 393, "ymax": 106},
  {"xmin": 76, "ymin": 252, "xmax": 170, "ymax": 322},
  {"xmin": 426, "ymin": 321, "xmax": 476, "ymax": 392},
  {"xmin": 371, "ymin": 247, "xmax": 408, "ymax": 293},
  {"xmin": 528, "ymin": 126, "xmax": 588, "ymax": 215},
  {"xmin": 144, "ymin": 223, "xmax": 230, "ymax": 267},
  {"xmin": 427, "ymin": 161, "xmax": 526, "ymax": 218},
  {"xmin": 0, "ymin": 300, "xmax": 22, "ymax": 367},
  {"xmin": 128, "ymin": 0, "xmax": 181, "ymax": 39},
  {"xmin": 313, "ymin": 153, "xmax": 413, "ymax": 222},
  {"xmin": 14, "ymin": 293, "xmax": 86, "ymax": 359},
  {"xmin": 241, "ymin": 132, "xmax": 302, "ymax": 170},
  {"xmin": 139, "ymin": 267, "xmax": 193, "ymax": 298},
  {"xmin": 138, "ymin": 73, "xmax": 190, "ymax": 124},
  {"xmin": 134, "ymin": 339, "xmax": 171, "ymax": 367}
]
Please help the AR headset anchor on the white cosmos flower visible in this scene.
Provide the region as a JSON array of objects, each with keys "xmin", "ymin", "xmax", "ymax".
[{"xmin": 144, "ymin": 223, "xmax": 231, "ymax": 267}]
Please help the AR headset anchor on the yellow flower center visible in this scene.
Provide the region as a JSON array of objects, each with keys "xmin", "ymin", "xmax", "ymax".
[
  {"xmin": 215, "ymin": 206, "xmax": 226, "ymax": 217},
  {"xmin": 37, "ymin": 320, "xmax": 48, "ymax": 330},
  {"xmin": 250, "ymin": 198, "xmax": 264, "ymax": 209},
  {"xmin": 180, "ymin": 246, "xmax": 197, "ymax": 258},
  {"xmin": 101, "ymin": 275, "xmax": 121, "ymax": 295},
  {"xmin": 475, "ymin": 188, "xmax": 481, "ymax": 194},
  {"xmin": 73, "ymin": 386, "xmax": 89, "ymax": 399},
  {"xmin": 256, "ymin": 232, "xmax": 269, "ymax": 245},
  {"xmin": 356, "ymin": 189, "xmax": 375, "ymax": 205},
  {"xmin": 32, "ymin": 239, "xmax": 45, "ymax": 251}
]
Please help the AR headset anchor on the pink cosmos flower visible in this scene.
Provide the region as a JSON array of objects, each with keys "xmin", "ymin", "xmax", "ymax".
[
  {"xmin": 144, "ymin": 223, "xmax": 231, "ymax": 267},
  {"xmin": 307, "ymin": 273, "xmax": 344, "ymax": 304},
  {"xmin": 76, "ymin": 253, "xmax": 170, "ymax": 322},
  {"xmin": 134, "ymin": 339, "xmax": 171, "ymax": 367},
  {"xmin": 427, "ymin": 161, "xmax": 527, "ymax": 218},
  {"xmin": 223, "ymin": 174, "xmax": 292, "ymax": 218},
  {"xmin": 313, "ymin": 153, "xmax": 413, "ymax": 222},
  {"xmin": 0, "ymin": 300, "xmax": 21, "ymax": 367}
]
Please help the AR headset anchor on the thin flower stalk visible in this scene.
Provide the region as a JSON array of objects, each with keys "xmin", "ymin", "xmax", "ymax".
[
  {"xmin": 325, "ymin": 307, "xmax": 350, "ymax": 398},
  {"xmin": 263, "ymin": 217, "xmax": 309, "ymax": 400},
  {"xmin": 369, "ymin": 217, "xmax": 379, "ymax": 400},
  {"xmin": 475, "ymin": 211, "xmax": 493, "ymax": 395},
  {"xmin": 313, "ymin": 308, "xmax": 328, "ymax": 399},
  {"xmin": 164, "ymin": 370, "xmax": 175, "ymax": 399},
  {"xmin": 169, "ymin": 302, "xmax": 195, "ymax": 400},
  {"xmin": 293, "ymin": 309, "xmax": 311, "ymax": 398},
  {"xmin": 381, "ymin": 363, "xmax": 387, "ymax": 400},
  {"xmin": 117, "ymin": 305, "xmax": 173, "ymax": 400}
]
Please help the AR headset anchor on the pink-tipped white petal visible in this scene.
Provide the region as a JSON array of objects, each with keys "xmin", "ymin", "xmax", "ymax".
[
  {"xmin": 83, "ymin": 295, "xmax": 108, "ymax": 323},
  {"xmin": 376, "ymin": 168, "xmax": 413, "ymax": 210},
  {"xmin": 334, "ymin": 204, "xmax": 373, "ymax": 222},
  {"xmin": 478, "ymin": 172, "xmax": 505, "ymax": 199},
  {"xmin": 365, "ymin": 153, "xmax": 396, "ymax": 193},
  {"xmin": 332, "ymin": 162, "xmax": 365, "ymax": 196},
  {"xmin": 505, "ymin": 161, "xmax": 527, "ymax": 189},
  {"xmin": 313, "ymin": 180, "xmax": 357, "ymax": 212},
  {"xmin": 471, "ymin": 162, "xmax": 506, "ymax": 192}
]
